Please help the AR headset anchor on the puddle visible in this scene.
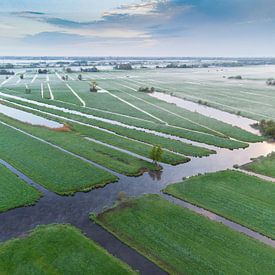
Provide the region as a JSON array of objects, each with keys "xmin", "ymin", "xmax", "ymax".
[{"xmin": 0, "ymin": 103, "xmax": 63, "ymax": 129}]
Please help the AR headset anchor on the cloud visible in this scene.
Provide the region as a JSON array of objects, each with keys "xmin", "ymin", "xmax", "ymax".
[{"xmin": 22, "ymin": 31, "xmax": 89, "ymax": 45}]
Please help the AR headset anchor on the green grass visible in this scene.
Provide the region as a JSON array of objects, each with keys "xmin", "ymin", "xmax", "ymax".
[
  {"xmin": 242, "ymin": 152, "xmax": 275, "ymax": 178},
  {"xmin": 3, "ymin": 98, "xmax": 214, "ymax": 157},
  {"xmin": 0, "ymin": 114, "xmax": 160, "ymax": 175},
  {"xmin": 0, "ymin": 224, "xmax": 134, "ymax": 275},
  {"xmin": 0, "ymin": 121, "xmax": 116, "ymax": 195},
  {"xmin": 0, "ymin": 94, "xmax": 249, "ymax": 150},
  {"xmin": 164, "ymin": 170, "xmax": 275, "ymax": 239},
  {"xmin": 0, "ymin": 164, "xmax": 41, "ymax": 213},
  {"xmin": 94, "ymin": 194, "xmax": 275, "ymax": 274}
]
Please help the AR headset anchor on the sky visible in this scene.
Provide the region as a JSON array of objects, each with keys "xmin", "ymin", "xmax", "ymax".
[{"xmin": 0, "ymin": 0, "xmax": 274, "ymax": 57}]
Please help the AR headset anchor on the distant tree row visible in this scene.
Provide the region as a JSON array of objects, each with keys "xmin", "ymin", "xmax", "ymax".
[
  {"xmin": 266, "ymin": 78, "xmax": 275, "ymax": 86},
  {"xmin": 0, "ymin": 69, "xmax": 14, "ymax": 75}
]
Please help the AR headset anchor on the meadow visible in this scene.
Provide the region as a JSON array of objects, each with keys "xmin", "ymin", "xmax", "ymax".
[
  {"xmin": 242, "ymin": 152, "xmax": 275, "ymax": 178},
  {"xmin": 94, "ymin": 195, "xmax": 275, "ymax": 274},
  {"xmin": 0, "ymin": 164, "xmax": 41, "ymax": 212},
  {"xmin": 165, "ymin": 170, "xmax": 275, "ymax": 239},
  {"xmin": 0, "ymin": 224, "xmax": 134, "ymax": 274},
  {"xmin": 0, "ymin": 121, "xmax": 117, "ymax": 195}
]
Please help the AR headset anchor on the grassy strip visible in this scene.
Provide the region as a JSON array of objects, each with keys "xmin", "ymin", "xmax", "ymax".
[
  {"xmin": 0, "ymin": 164, "xmax": 41, "ymax": 213},
  {"xmin": 242, "ymin": 152, "xmax": 275, "ymax": 178},
  {"xmin": 100, "ymin": 79, "xmax": 263, "ymax": 143},
  {"xmin": 1, "ymin": 96, "xmax": 248, "ymax": 149},
  {"xmin": 3, "ymin": 98, "xmax": 215, "ymax": 157},
  {"xmin": 0, "ymin": 114, "xmax": 159, "ymax": 175},
  {"xmin": 0, "ymin": 122, "xmax": 116, "ymax": 195},
  {"xmin": 165, "ymin": 170, "xmax": 275, "ymax": 239},
  {"xmin": 0, "ymin": 224, "xmax": 134, "ymax": 274},
  {"xmin": 93, "ymin": 194, "xmax": 275, "ymax": 274}
]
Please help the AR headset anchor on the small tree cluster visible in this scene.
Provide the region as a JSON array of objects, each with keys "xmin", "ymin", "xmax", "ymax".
[
  {"xmin": 138, "ymin": 87, "xmax": 155, "ymax": 93},
  {"xmin": 150, "ymin": 145, "xmax": 163, "ymax": 165},
  {"xmin": 266, "ymin": 78, "xmax": 275, "ymax": 86},
  {"xmin": 259, "ymin": 120, "xmax": 275, "ymax": 138}
]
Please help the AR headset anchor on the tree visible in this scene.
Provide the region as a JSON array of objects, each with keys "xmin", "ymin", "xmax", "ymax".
[
  {"xmin": 90, "ymin": 81, "xmax": 98, "ymax": 92},
  {"xmin": 150, "ymin": 145, "xmax": 163, "ymax": 165}
]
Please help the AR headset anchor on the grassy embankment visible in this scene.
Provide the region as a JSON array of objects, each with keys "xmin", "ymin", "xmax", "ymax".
[
  {"xmin": 0, "ymin": 224, "xmax": 134, "ymax": 274},
  {"xmin": 94, "ymin": 195, "xmax": 275, "ymax": 274},
  {"xmin": 0, "ymin": 164, "xmax": 41, "ymax": 213},
  {"xmin": 165, "ymin": 170, "xmax": 275, "ymax": 239},
  {"xmin": 242, "ymin": 152, "xmax": 275, "ymax": 178},
  {"xmin": 0, "ymin": 122, "xmax": 116, "ymax": 195}
]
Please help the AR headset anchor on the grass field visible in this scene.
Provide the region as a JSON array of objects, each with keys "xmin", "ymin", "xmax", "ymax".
[
  {"xmin": 0, "ymin": 121, "xmax": 117, "ymax": 195},
  {"xmin": 164, "ymin": 170, "xmax": 275, "ymax": 239},
  {"xmin": 0, "ymin": 224, "xmax": 134, "ymax": 274},
  {"xmin": 242, "ymin": 152, "xmax": 275, "ymax": 179},
  {"xmin": 94, "ymin": 195, "xmax": 275, "ymax": 274},
  {"xmin": 1, "ymin": 98, "xmax": 216, "ymax": 157},
  {"xmin": 0, "ymin": 164, "xmax": 41, "ymax": 213},
  {"xmin": 0, "ymin": 91, "xmax": 251, "ymax": 150},
  {"xmin": 0, "ymin": 70, "xmax": 263, "ymax": 149},
  {"xmin": 0, "ymin": 113, "xmax": 161, "ymax": 175}
]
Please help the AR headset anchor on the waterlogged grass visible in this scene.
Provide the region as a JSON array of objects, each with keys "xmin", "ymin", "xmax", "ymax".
[
  {"xmin": 94, "ymin": 195, "xmax": 275, "ymax": 274},
  {"xmin": 165, "ymin": 170, "xmax": 275, "ymax": 239},
  {"xmin": 0, "ymin": 164, "xmax": 41, "ymax": 213},
  {"xmin": 242, "ymin": 152, "xmax": 275, "ymax": 178},
  {"xmin": 3, "ymin": 98, "xmax": 215, "ymax": 157},
  {"xmin": 0, "ymin": 224, "xmax": 134, "ymax": 275},
  {"xmin": 0, "ymin": 114, "xmax": 159, "ymax": 175},
  {"xmin": 0, "ymin": 121, "xmax": 116, "ymax": 195}
]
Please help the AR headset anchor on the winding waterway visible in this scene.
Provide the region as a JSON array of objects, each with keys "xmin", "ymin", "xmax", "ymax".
[{"xmin": 0, "ymin": 90, "xmax": 275, "ymax": 274}]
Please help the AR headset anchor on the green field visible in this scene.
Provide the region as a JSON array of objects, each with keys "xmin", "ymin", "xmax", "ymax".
[
  {"xmin": 242, "ymin": 152, "xmax": 275, "ymax": 178},
  {"xmin": 2, "ymin": 98, "xmax": 215, "ymax": 157},
  {"xmin": 1, "ymin": 70, "xmax": 263, "ymax": 150},
  {"xmin": 0, "ymin": 113, "xmax": 161, "ymax": 175},
  {"xmin": 0, "ymin": 224, "xmax": 134, "ymax": 275},
  {"xmin": 0, "ymin": 164, "xmax": 41, "ymax": 213},
  {"xmin": 0, "ymin": 122, "xmax": 117, "ymax": 195},
  {"xmin": 94, "ymin": 194, "xmax": 275, "ymax": 274},
  {"xmin": 165, "ymin": 170, "xmax": 275, "ymax": 239}
]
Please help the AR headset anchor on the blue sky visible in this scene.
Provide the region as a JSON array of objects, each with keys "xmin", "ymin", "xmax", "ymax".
[{"xmin": 0, "ymin": 0, "xmax": 274, "ymax": 56}]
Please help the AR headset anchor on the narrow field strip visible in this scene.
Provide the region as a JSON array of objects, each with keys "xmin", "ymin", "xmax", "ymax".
[
  {"xmin": 3, "ymin": 98, "xmax": 214, "ymax": 157},
  {"xmin": 0, "ymin": 163, "xmax": 41, "ymax": 213},
  {"xmin": 102, "ymin": 78, "xmax": 262, "ymax": 143},
  {"xmin": 94, "ymin": 195, "xmax": 275, "ymax": 274},
  {"xmin": 47, "ymin": 83, "xmax": 54, "ymax": 100},
  {"xmin": 0, "ymin": 91, "xmax": 248, "ymax": 149},
  {"xmin": 164, "ymin": 170, "xmax": 275, "ymax": 239},
  {"xmin": 0, "ymin": 120, "xmax": 116, "ymax": 195},
  {"xmin": 99, "ymin": 86, "xmax": 167, "ymax": 124},
  {"xmin": 138, "ymin": 78, "xmax": 275, "ymax": 120},
  {"xmin": 0, "ymin": 225, "xmax": 135, "ymax": 274},
  {"xmin": 66, "ymin": 83, "xmax": 86, "ymax": 107},
  {"xmin": 40, "ymin": 83, "xmax": 44, "ymax": 98},
  {"xmin": 117, "ymin": 80, "xmax": 227, "ymax": 137},
  {"xmin": 30, "ymin": 74, "xmax": 38, "ymax": 84},
  {"xmin": 242, "ymin": 152, "xmax": 275, "ymax": 179},
  {"xmin": 0, "ymin": 114, "xmax": 159, "ymax": 176}
]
